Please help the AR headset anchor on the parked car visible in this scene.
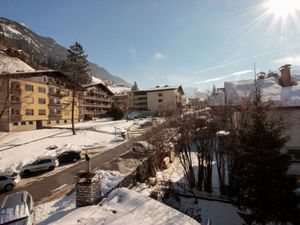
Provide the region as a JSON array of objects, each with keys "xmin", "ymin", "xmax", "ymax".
[
  {"xmin": 57, "ymin": 151, "xmax": 81, "ymax": 164},
  {"xmin": 21, "ymin": 157, "xmax": 59, "ymax": 176},
  {"xmin": 0, "ymin": 172, "xmax": 20, "ymax": 192},
  {"xmin": 0, "ymin": 191, "xmax": 34, "ymax": 225}
]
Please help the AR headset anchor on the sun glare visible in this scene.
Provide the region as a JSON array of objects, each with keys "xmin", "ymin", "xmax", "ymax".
[{"xmin": 265, "ymin": 0, "xmax": 300, "ymax": 18}]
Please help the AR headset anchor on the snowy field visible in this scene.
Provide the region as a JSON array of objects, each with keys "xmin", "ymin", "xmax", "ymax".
[{"xmin": 0, "ymin": 118, "xmax": 154, "ymax": 173}]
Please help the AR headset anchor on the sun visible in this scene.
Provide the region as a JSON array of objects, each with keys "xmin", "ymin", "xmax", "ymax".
[{"xmin": 265, "ymin": 0, "xmax": 300, "ymax": 18}]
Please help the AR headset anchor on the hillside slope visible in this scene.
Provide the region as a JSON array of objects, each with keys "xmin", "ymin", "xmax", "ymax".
[{"xmin": 0, "ymin": 17, "xmax": 130, "ymax": 86}]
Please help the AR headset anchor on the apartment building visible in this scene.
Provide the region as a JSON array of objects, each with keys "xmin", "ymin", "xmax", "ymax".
[
  {"xmin": 128, "ymin": 85, "xmax": 184, "ymax": 115},
  {"xmin": 83, "ymin": 83, "xmax": 114, "ymax": 120},
  {"xmin": 0, "ymin": 70, "xmax": 84, "ymax": 132},
  {"xmin": 113, "ymin": 93, "xmax": 128, "ymax": 112}
]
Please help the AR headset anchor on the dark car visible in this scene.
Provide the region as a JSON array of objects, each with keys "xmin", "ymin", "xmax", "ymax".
[{"xmin": 57, "ymin": 151, "xmax": 81, "ymax": 164}]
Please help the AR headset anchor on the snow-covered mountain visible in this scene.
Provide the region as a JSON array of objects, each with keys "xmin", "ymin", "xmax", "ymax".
[
  {"xmin": 0, "ymin": 17, "xmax": 130, "ymax": 86},
  {"xmin": 0, "ymin": 51, "xmax": 34, "ymax": 73}
]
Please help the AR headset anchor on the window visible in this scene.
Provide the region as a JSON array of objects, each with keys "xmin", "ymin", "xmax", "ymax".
[
  {"xmin": 47, "ymin": 121, "xmax": 51, "ymax": 125},
  {"xmin": 28, "ymin": 121, "xmax": 33, "ymax": 125},
  {"xmin": 11, "ymin": 81, "xmax": 20, "ymax": 90},
  {"xmin": 25, "ymin": 109, "xmax": 34, "ymax": 116},
  {"xmin": 38, "ymin": 87, "xmax": 46, "ymax": 93},
  {"xmin": 38, "ymin": 98, "xmax": 46, "ymax": 104},
  {"xmin": 158, "ymin": 99, "xmax": 163, "ymax": 103},
  {"xmin": 63, "ymin": 111, "xmax": 69, "ymax": 116},
  {"xmin": 13, "ymin": 122, "xmax": 18, "ymax": 126},
  {"xmin": 158, "ymin": 93, "xmax": 163, "ymax": 97},
  {"xmin": 38, "ymin": 109, "xmax": 46, "ymax": 115},
  {"xmin": 12, "ymin": 109, "xmax": 20, "ymax": 115},
  {"xmin": 56, "ymin": 120, "xmax": 59, "ymax": 124},
  {"xmin": 24, "ymin": 97, "xmax": 34, "ymax": 104},
  {"xmin": 64, "ymin": 120, "xmax": 67, "ymax": 123},
  {"xmin": 21, "ymin": 121, "xmax": 26, "ymax": 125},
  {"xmin": 25, "ymin": 85, "xmax": 33, "ymax": 91}
]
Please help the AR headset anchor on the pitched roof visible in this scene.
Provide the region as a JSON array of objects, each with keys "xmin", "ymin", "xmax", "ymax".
[
  {"xmin": 133, "ymin": 85, "xmax": 185, "ymax": 95},
  {"xmin": 84, "ymin": 83, "xmax": 114, "ymax": 95}
]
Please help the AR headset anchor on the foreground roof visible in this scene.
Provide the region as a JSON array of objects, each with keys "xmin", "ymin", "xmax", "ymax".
[{"xmin": 51, "ymin": 188, "xmax": 199, "ymax": 225}]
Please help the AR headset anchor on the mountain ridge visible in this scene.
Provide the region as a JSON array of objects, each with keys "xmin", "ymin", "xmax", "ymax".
[{"xmin": 0, "ymin": 17, "xmax": 130, "ymax": 86}]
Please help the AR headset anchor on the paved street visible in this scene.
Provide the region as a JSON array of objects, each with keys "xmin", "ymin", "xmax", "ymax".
[{"xmin": 0, "ymin": 132, "xmax": 145, "ymax": 205}]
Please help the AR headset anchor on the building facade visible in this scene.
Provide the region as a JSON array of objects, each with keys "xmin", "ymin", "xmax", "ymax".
[
  {"xmin": 0, "ymin": 70, "xmax": 84, "ymax": 132},
  {"xmin": 128, "ymin": 85, "xmax": 184, "ymax": 115},
  {"xmin": 113, "ymin": 93, "xmax": 128, "ymax": 112},
  {"xmin": 83, "ymin": 83, "xmax": 114, "ymax": 120}
]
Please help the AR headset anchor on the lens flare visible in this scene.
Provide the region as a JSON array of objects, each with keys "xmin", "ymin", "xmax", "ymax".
[{"xmin": 265, "ymin": 0, "xmax": 300, "ymax": 18}]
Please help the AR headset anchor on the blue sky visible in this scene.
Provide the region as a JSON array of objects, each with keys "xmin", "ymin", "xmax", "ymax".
[{"xmin": 1, "ymin": 0, "xmax": 300, "ymax": 90}]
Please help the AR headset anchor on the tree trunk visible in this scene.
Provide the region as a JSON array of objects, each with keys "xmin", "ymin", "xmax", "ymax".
[{"xmin": 71, "ymin": 85, "xmax": 76, "ymax": 135}]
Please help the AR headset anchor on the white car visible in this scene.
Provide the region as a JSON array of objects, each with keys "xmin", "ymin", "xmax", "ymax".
[
  {"xmin": 0, "ymin": 172, "xmax": 21, "ymax": 192},
  {"xmin": 21, "ymin": 157, "xmax": 59, "ymax": 176},
  {"xmin": 0, "ymin": 191, "xmax": 34, "ymax": 225}
]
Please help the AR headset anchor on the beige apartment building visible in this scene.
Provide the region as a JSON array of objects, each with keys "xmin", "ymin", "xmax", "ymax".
[
  {"xmin": 0, "ymin": 70, "xmax": 84, "ymax": 132},
  {"xmin": 128, "ymin": 85, "xmax": 184, "ymax": 115}
]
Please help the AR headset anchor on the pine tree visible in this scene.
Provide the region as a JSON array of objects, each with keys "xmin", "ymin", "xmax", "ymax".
[
  {"xmin": 232, "ymin": 80, "xmax": 298, "ymax": 225},
  {"xmin": 212, "ymin": 84, "xmax": 217, "ymax": 95},
  {"xmin": 63, "ymin": 42, "xmax": 91, "ymax": 135},
  {"xmin": 131, "ymin": 81, "xmax": 139, "ymax": 91}
]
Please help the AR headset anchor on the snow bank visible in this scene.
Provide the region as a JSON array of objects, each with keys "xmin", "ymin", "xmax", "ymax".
[{"xmin": 46, "ymin": 188, "xmax": 199, "ymax": 225}]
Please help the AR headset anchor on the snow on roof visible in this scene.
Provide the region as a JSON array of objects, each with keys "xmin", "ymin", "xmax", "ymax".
[
  {"xmin": 90, "ymin": 76, "xmax": 103, "ymax": 85},
  {"xmin": 147, "ymin": 85, "xmax": 184, "ymax": 94},
  {"xmin": 51, "ymin": 187, "xmax": 199, "ymax": 225},
  {"xmin": 225, "ymin": 76, "xmax": 300, "ymax": 107},
  {"xmin": 107, "ymin": 85, "xmax": 131, "ymax": 94},
  {"xmin": 0, "ymin": 52, "xmax": 35, "ymax": 73}
]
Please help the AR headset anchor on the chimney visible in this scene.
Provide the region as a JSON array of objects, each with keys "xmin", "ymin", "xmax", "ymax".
[{"xmin": 279, "ymin": 64, "xmax": 292, "ymax": 87}]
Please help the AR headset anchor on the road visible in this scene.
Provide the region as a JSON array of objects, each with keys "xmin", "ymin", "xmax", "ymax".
[{"xmin": 0, "ymin": 131, "xmax": 147, "ymax": 205}]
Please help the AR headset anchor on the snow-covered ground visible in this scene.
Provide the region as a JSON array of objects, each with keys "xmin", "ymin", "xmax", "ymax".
[{"xmin": 0, "ymin": 118, "xmax": 153, "ymax": 173}]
